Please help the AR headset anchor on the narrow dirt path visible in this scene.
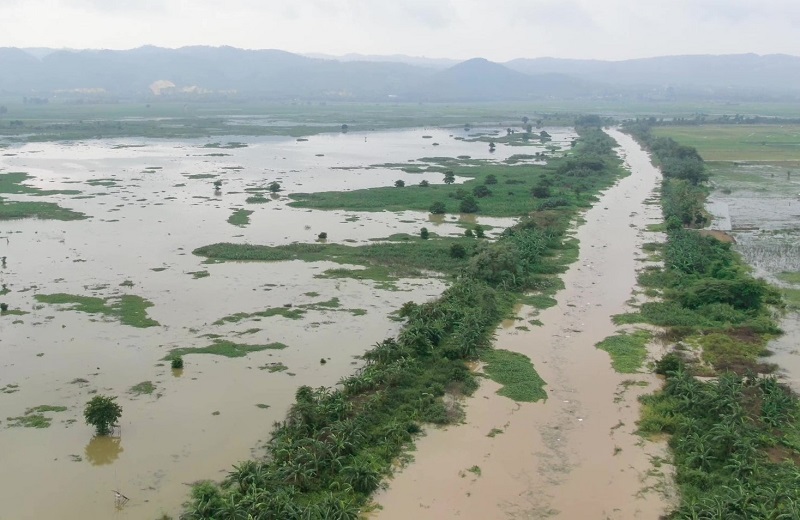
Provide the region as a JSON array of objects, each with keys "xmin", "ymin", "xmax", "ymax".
[{"xmin": 374, "ymin": 129, "xmax": 674, "ymax": 519}]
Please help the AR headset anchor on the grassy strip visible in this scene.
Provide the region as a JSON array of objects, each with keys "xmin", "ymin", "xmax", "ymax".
[
  {"xmin": 214, "ymin": 299, "xmax": 365, "ymax": 326},
  {"xmin": 164, "ymin": 340, "xmax": 289, "ymax": 360},
  {"xmin": 179, "ymin": 122, "xmax": 623, "ymax": 519},
  {"xmin": 0, "ymin": 172, "xmax": 81, "ymax": 196},
  {"xmin": 34, "ymin": 293, "xmax": 160, "ymax": 328},
  {"xmin": 595, "ymin": 330, "xmax": 651, "ymax": 373},
  {"xmin": 482, "ymin": 349, "xmax": 547, "ymax": 402}
]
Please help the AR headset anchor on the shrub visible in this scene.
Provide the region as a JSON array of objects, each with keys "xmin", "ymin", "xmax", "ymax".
[
  {"xmin": 473, "ymin": 185, "xmax": 492, "ymax": 198},
  {"xmin": 459, "ymin": 196, "xmax": 479, "ymax": 213},
  {"xmin": 394, "ymin": 179, "xmax": 405, "ymax": 188},
  {"xmin": 429, "ymin": 201, "xmax": 446, "ymax": 214},
  {"xmin": 419, "ymin": 180, "xmax": 430, "ymax": 187},
  {"xmin": 420, "ymin": 227, "xmax": 430, "ymax": 240},
  {"xmin": 474, "ymin": 226, "xmax": 485, "ymax": 238},
  {"xmin": 317, "ymin": 232, "xmax": 328, "ymax": 240},
  {"xmin": 171, "ymin": 356, "xmax": 184, "ymax": 370},
  {"xmin": 449, "ymin": 244, "xmax": 467, "ymax": 259},
  {"xmin": 485, "ymin": 174, "xmax": 497, "ymax": 185}
]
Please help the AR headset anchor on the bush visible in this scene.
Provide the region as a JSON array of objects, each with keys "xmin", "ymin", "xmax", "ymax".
[
  {"xmin": 394, "ymin": 179, "xmax": 405, "ymax": 188},
  {"xmin": 531, "ymin": 185, "xmax": 551, "ymax": 198},
  {"xmin": 449, "ymin": 244, "xmax": 467, "ymax": 259},
  {"xmin": 474, "ymin": 226, "xmax": 485, "ymax": 238},
  {"xmin": 473, "ymin": 185, "xmax": 492, "ymax": 198},
  {"xmin": 420, "ymin": 227, "xmax": 430, "ymax": 240},
  {"xmin": 429, "ymin": 201, "xmax": 446, "ymax": 214},
  {"xmin": 419, "ymin": 180, "xmax": 430, "ymax": 187},
  {"xmin": 485, "ymin": 174, "xmax": 497, "ymax": 185},
  {"xmin": 0, "ymin": 303, "xmax": 7, "ymax": 312},
  {"xmin": 317, "ymin": 232, "xmax": 328, "ymax": 240},
  {"xmin": 459, "ymin": 196, "xmax": 479, "ymax": 213},
  {"xmin": 171, "ymin": 356, "xmax": 184, "ymax": 370}
]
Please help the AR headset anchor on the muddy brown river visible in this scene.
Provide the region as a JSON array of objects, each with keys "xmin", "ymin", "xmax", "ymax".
[
  {"xmin": 0, "ymin": 127, "xmax": 572, "ymax": 519},
  {"xmin": 374, "ymin": 129, "xmax": 675, "ymax": 519}
]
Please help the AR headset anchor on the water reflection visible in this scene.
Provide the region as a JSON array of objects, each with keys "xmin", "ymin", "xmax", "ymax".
[{"xmin": 84, "ymin": 435, "xmax": 124, "ymax": 466}]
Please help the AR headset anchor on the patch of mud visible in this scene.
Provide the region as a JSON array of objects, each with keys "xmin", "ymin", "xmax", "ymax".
[{"xmin": 374, "ymin": 129, "xmax": 675, "ymax": 519}]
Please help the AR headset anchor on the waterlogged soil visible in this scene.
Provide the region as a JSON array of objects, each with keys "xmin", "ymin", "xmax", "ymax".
[
  {"xmin": 0, "ymin": 126, "xmax": 574, "ymax": 520},
  {"xmin": 375, "ymin": 129, "xmax": 674, "ymax": 519}
]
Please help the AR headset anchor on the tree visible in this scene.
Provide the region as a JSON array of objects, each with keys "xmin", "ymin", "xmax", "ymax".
[
  {"xmin": 341, "ymin": 124, "xmax": 349, "ymax": 133},
  {"xmin": 522, "ymin": 116, "xmax": 529, "ymax": 125},
  {"xmin": 268, "ymin": 181, "xmax": 281, "ymax": 193},
  {"xmin": 485, "ymin": 174, "xmax": 497, "ymax": 185},
  {"xmin": 420, "ymin": 227, "xmax": 430, "ymax": 239},
  {"xmin": 488, "ymin": 141, "xmax": 496, "ymax": 152},
  {"xmin": 449, "ymin": 243, "xmax": 467, "ymax": 259},
  {"xmin": 84, "ymin": 395, "xmax": 122, "ymax": 436},
  {"xmin": 443, "ymin": 171, "xmax": 455, "ymax": 184},
  {"xmin": 419, "ymin": 180, "xmax": 430, "ymax": 187},
  {"xmin": 429, "ymin": 201, "xmax": 446, "ymax": 214},
  {"xmin": 460, "ymin": 196, "xmax": 479, "ymax": 213},
  {"xmin": 394, "ymin": 179, "xmax": 405, "ymax": 188}
]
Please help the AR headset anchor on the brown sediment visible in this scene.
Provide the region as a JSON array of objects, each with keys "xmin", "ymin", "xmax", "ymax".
[
  {"xmin": 698, "ymin": 229, "xmax": 736, "ymax": 243},
  {"xmin": 374, "ymin": 129, "xmax": 675, "ymax": 519}
]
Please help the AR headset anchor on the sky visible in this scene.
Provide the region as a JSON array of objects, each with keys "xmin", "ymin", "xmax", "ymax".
[{"xmin": 1, "ymin": 0, "xmax": 799, "ymax": 61}]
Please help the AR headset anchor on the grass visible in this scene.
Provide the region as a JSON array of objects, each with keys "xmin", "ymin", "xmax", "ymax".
[
  {"xmin": 214, "ymin": 299, "xmax": 366, "ymax": 325},
  {"xmin": 34, "ymin": 293, "xmax": 160, "ymax": 328},
  {"xmin": 163, "ymin": 340, "xmax": 288, "ymax": 359},
  {"xmin": 595, "ymin": 330, "xmax": 652, "ymax": 373},
  {"xmin": 195, "ymin": 236, "xmax": 476, "ymax": 279},
  {"xmin": 0, "ymin": 199, "xmax": 88, "ymax": 221},
  {"xmin": 188, "ymin": 270, "xmax": 210, "ymax": 279},
  {"xmin": 0, "ymin": 172, "xmax": 81, "ymax": 196},
  {"xmin": 653, "ymin": 124, "xmax": 800, "ymax": 163},
  {"xmin": 777, "ymin": 271, "xmax": 800, "ymax": 285},
  {"xmin": 130, "ymin": 381, "xmax": 156, "ymax": 395},
  {"xmin": 227, "ymin": 208, "xmax": 254, "ymax": 227},
  {"xmin": 481, "ymin": 349, "xmax": 547, "ymax": 402},
  {"xmin": 288, "ymin": 159, "xmax": 607, "ymax": 218},
  {"xmin": 781, "ymin": 288, "xmax": 800, "ymax": 311},
  {"xmin": 6, "ymin": 404, "xmax": 67, "ymax": 428}
]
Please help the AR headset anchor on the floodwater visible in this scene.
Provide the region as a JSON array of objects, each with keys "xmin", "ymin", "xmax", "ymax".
[
  {"xmin": 375, "ymin": 129, "xmax": 675, "ymax": 519},
  {"xmin": 0, "ymin": 126, "xmax": 574, "ymax": 519}
]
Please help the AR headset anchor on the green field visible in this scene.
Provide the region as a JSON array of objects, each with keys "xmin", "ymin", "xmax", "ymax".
[{"xmin": 653, "ymin": 124, "xmax": 800, "ymax": 163}]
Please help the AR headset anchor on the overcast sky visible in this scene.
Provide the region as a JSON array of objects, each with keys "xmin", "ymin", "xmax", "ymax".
[{"xmin": 2, "ymin": 0, "xmax": 798, "ymax": 61}]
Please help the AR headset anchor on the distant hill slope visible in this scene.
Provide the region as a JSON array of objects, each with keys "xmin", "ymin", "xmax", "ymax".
[
  {"xmin": 505, "ymin": 54, "xmax": 800, "ymax": 93},
  {"xmin": 408, "ymin": 58, "xmax": 589, "ymax": 101},
  {"xmin": 0, "ymin": 46, "xmax": 798, "ymax": 101}
]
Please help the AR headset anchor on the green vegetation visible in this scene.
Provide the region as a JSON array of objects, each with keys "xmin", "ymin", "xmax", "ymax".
[
  {"xmin": 481, "ymin": 349, "xmax": 547, "ymax": 402},
  {"xmin": 639, "ymin": 369, "xmax": 800, "ymax": 517},
  {"xmin": 34, "ymin": 293, "xmax": 160, "ymax": 328},
  {"xmin": 626, "ymin": 122, "xmax": 796, "ymax": 519},
  {"xmin": 213, "ymin": 299, "xmax": 366, "ymax": 326},
  {"xmin": 653, "ymin": 124, "xmax": 800, "ymax": 163},
  {"xmin": 129, "ymin": 381, "xmax": 156, "ymax": 395},
  {"xmin": 189, "ymin": 270, "xmax": 210, "ymax": 279},
  {"xmin": 171, "ymin": 356, "xmax": 184, "ymax": 370},
  {"xmin": 164, "ymin": 340, "xmax": 288, "ymax": 360},
  {"xmin": 288, "ymin": 130, "xmax": 623, "ymax": 218},
  {"xmin": 595, "ymin": 330, "xmax": 652, "ymax": 373},
  {"xmin": 6, "ymin": 404, "xmax": 67, "ymax": 429},
  {"xmin": 777, "ymin": 271, "xmax": 800, "ymax": 285},
  {"xmin": 181, "ymin": 122, "xmax": 623, "ymax": 519},
  {"xmin": 84, "ymin": 395, "xmax": 122, "ymax": 436},
  {"xmin": 227, "ymin": 208, "xmax": 254, "ymax": 227},
  {"xmin": 0, "ymin": 172, "xmax": 88, "ymax": 220}
]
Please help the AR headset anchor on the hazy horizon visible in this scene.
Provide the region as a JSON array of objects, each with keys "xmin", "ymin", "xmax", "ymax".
[{"xmin": 2, "ymin": 0, "xmax": 798, "ymax": 62}]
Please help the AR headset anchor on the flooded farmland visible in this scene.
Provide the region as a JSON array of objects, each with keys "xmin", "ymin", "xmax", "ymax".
[{"xmin": 0, "ymin": 126, "xmax": 573, "ymax": 519}]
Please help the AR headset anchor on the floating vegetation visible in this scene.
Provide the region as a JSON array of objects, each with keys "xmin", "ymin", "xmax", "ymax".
[
  {"xmin": 482, "ymin": 349, "xmax": 547, "ymax": 402},
  {"xmin": 227, "ymin": 208, "xmax": 254, "ymax": 227},
  {"xmin": 129, "ymin": 381, "xmax": 156, "ymax": 395},
  {"xmin": 34, "ymin": 293, "xmax": 160, "ymax": 328},
  {"xmin": 164, "ymin": 340, "xmax": 288, "ymax": 359},
  {"xmin": 595, "ymin": 330, "xmax": 652, "ymax": 373},
  {"xmin": 6, "ymin": 405, "xmax": 67, "ymax": 428}
]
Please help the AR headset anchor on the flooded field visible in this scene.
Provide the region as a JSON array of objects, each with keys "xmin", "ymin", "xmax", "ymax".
[
  {"xmin": 704, "ymin": 161, "xmax": 800, "ymax": 391},
  {"xmin": 0, "ymin": 126, "xmax": 574, "ymax": 519},
  {"xmin": 375, "ymin": 129, "xmax": 674, "ymax": 518}
]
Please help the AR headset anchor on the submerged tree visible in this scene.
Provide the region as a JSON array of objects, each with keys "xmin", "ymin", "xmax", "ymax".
[
  {"xmin": 443, "ymin": 171, "xmax": 455, "ymax": 184},
  {"xmin": 84, "ymin": 395, "xmax": 122, "ymax": 436}
]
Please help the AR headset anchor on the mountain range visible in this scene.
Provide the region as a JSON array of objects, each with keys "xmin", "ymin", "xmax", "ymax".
[{"xmin": 1, "ymin": 46, "xmax": 798, "ymax": 102}]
